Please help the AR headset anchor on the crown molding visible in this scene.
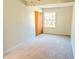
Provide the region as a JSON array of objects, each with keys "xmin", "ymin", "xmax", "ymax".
[{"xmin": 36, "ymin": 2, "xmax": 75, "ymax": 8}]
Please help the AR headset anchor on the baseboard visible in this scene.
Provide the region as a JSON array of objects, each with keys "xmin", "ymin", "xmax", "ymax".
[
  {"xmin": 3, "ymin": 40, "xmax": 27, "ymax": 57},
  {"xmin": 3, "ymin": 36, "xmax": 36, "ymax": 57},
  {"xmin": 43, "ymin": 33, "xmax": 70, "ymax": 36}
]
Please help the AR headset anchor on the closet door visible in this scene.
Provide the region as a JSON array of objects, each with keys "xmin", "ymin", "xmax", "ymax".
[{"xmin": 35, "ymin": 11, "xmax": 43, "ymax": 36}]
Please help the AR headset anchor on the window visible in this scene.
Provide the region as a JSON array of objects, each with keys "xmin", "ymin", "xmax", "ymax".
[{"xmin": 44, "ymin": 12, "xmax": 56, "ymax": 28}]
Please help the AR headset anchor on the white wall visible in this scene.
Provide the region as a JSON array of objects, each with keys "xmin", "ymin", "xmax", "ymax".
[
  {"xmin": 4, "ymin": 0, "xmax": 42, "ymax": 55},
  {"xmin": 43, "ymin": 6, "xmax": 73, "ymax": 35},
  {"xmin": 71, "ymin": 6, "xmax": 75, "ymax": 56}
]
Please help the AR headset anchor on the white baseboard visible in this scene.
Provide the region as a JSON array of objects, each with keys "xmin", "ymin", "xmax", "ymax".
[{"xmin": 3, "ymin": 40, "xmax": 26, "ymax": 57}]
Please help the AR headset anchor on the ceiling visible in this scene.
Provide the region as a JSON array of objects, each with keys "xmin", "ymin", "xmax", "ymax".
[{"xmin": 20, "ymin": 0, "xmax": 75, "ymax": 6}]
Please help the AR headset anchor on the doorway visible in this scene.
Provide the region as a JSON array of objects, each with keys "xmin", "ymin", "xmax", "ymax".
[{"xmin": 35, "ymin": 11, "xmax": 43, "ymax": 36}]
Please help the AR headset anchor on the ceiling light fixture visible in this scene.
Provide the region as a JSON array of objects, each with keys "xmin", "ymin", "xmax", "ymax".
[{"xmin": 20, "ymin": 0, "xmax": 42, "ymax": 6}]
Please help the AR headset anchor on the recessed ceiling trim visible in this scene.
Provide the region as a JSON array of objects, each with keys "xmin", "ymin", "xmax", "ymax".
[{"xmin": 35, "ymin": 2, "xmax": 74, "ymax": 8}]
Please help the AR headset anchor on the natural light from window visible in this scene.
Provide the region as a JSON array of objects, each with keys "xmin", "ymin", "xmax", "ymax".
[{"xmin": 44, "ymin": 12, "xmax": 56, "ymax": 28}]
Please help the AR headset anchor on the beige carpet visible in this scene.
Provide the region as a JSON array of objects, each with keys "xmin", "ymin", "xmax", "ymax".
[{"xmin": 4, "ymin": 34, "xmax": 73, "ymax": 59}]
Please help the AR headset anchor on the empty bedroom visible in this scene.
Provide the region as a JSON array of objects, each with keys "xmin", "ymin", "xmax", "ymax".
[{"xmin": 3, "ymin": 0, "xmax": 75, "ymax": 59}]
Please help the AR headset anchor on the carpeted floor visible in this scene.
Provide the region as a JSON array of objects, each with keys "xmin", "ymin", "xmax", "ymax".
[{"xmin": 4, "ymin": 34, "xmax": 73, "ymax": 59}]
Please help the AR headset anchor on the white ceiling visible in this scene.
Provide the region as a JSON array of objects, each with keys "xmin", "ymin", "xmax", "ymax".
[
  {"xmin": 36, "ymin": 2, "xmax": 74, "ymax": 9},
  {"xmin": 23, "ymin": 0, "xmax": 75, "ymax": 6}
]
